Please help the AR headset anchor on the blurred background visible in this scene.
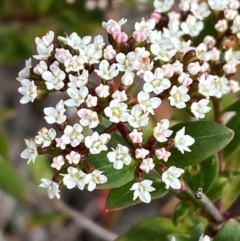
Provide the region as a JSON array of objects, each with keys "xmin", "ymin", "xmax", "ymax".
[{"xmin": 0, "ymin": 0, "xmax": 175, "ymax": 240}]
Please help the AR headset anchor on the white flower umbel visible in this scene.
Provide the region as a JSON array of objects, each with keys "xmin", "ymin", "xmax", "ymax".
[
  {"xmin": 153, "ymin": 119, "xmax": 173, "ymax": 142},
  {"xmin": 18, "ymin": 79, "xmax": 37, "ymax": 104},
  {"xmin": 95, "ymin": 59, "xmax": 119, "ymax": 80},
  {"xmin": 143, "ymin": 68, "xmax": 171, "ymax": 94},
  {"xmin": 107, "ymin": 144, "xmax": 132, "ymax": 169},
  {"xmin": 174, "ymin": 127, "xmax": 195, "ymax": 154},
  {"xmin": 130, "ymin": 179, "xmax": 156, "ymax": 203},
  {"xmin": 128, "ymin": 104, "xmax": 149, "ymax": 128},
  {"xmin": 35, "ymin": 127, "xmax": 56, "ymax": 148},
  {"xmin": 137, "ymin": 91, "xmax": 161, "ymax": 115},
  {"xmin": 191, "ymin": 99, "xmax": 211, "ymax": 119},
  {"xmin": 85, "ymin": 132, "xmax": 110, "ymax": 154},
  {"xmin": 62, "ymin": 167, "xmax": 86, "ymax": 190},
  {"xmin": 20, "ymin": 139, "xmax": 38, "ymax": 164},
  {"xmin": 162, "ymin": 166, "xmax": 184, "ymax": 189},
  {"xmin": 104, "ymin": 99, "xmax": 129, "ymax": 123},
  {"xmin": 84, "ymin": 170, "xmax": 108, "ymax": 191},
  {"xmin": 44, "ymin": 100, "xmax": 67, "ymax": 124},
  {"xmin": 168, "ymin": 85, "xmax": 190, "ymax": 109},
  {"xmin": 62, "ymin": 123, "xmax": 84, "ymax": 147},
  {"xmin": 65, "ymin": 86, "xmax": 89, "ymax": 107},
  {"xmin": 77, "ymin": 108, "xmax": 99, "ymax": 128},
  {"xmin": 39, "ymin": 178, "xmax": 60, "ymax": 199}
]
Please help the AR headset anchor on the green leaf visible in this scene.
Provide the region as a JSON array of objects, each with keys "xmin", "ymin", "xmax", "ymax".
[
  {"xmin": 106, "ymin": 173, "xmax": 168, "ymax": 210},
  {"xmin": 0, "ymin": 159, "xmax": 28, "ymax": 200},
  {"xmin": 221, "ymin": 175, "xmax": 240, "ymax": 211},
  {"xmin": 213, "ymin": 219, "xmax": 240, "ymax": 241},
  {"xmin": 223, "ymin": 113, "xmax": 240, "ymax": 160},
  {"xmin": 88, "ymin": 151, "xmax": 136, "ymax": 189},
  {"xmin": 223, "ymin": 99, "xmax": 240, "ymax": 112},
  {"xmin": 29, "ymin": 155, "xmax": 53, "ymax": 184},
  {"xmin": 183, "ymin": 155, "xmax": 218, "ymax": 193},
  {"xmin": 0, "ymin": 129, "xmax": 9, "ymax": 161},
  {"xmin": 205, "ymin": 177, "xmax": 227, "ymax": 202},
  {"xmin": 25, "ymin": 212, "xmax": 65, "ymax": 229},
  {"xmin": 172, "ymin": 201, "xmax": 189, "ymax": 225},
  {"xmin": 114, "ymin": 217, "xmax": 187, "ymax": 241},
  {"xmin": 165, "ymin": 121, "xmax": 233, "ymax": 168},
  {"xmin": 190, "ymin": 223, "xmax": 205, "ymax": 241}
]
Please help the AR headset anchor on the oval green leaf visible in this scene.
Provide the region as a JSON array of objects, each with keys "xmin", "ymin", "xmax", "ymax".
[
  {"xmin": 213, "ymin": 219, "xmax": 240, "ymax": 241},
  {"xmin": 190, "ymin": 223, "xmax": 205, "ymax": 241},
  {"xmin": 165, "ymin": 121, "xmax": 233, "ymax": 168},
  {"xmin": 106, "ymin": 173, "xmax": 168, "ymax": 210},
  {"xmin": 114, "ymin": 217, "xmax": 187, "ymax": 241},
  {"xmin": 223, "ymin": 113, "xmax": 240, "ymax": 160},
  {"xmin": 223, "ymin": 99, "xmax": 240, "ymax": 112},
  {"xmin": 0, "ymin": 159, "xmax": 28, "ymax": 200},
  {"xmin": 183, "ymin": 155, "xmax": 218, "ymax": 193},
  {"xmin": 172, "ymin": 201, "xmax": 189, "ymax": 225},
  {"xmin": 88, "ymin": 151, "xmax": 136, "ymax": 189}
]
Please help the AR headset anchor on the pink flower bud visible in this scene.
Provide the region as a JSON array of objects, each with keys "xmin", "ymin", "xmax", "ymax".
[
  {"xmin": 203, "ymin": 36, "xmax": 216, "ymax": 49},
  {"xmin": 86, "ymin": 94, "xmax": 98, "ymax": 107},
  {"xmin": 224, "ymin": 9, "xmax": 238, "ymax": 20},
  {"xmin": 112, "ymin": 31, "xmax": 128, "ymax": 43},
  {"xmin": 150, "ymin": 12, "xmax": 161, "ymax": 23},
  {"xmin": 95, "ymin": 84, "xmax": 110, "ymax": 98},
  {"xmin": 155, "ymin": 148, "xmax": 171, "ymax": 162},
  {"xmin": 135, "ymin": 148, "xmax": 149, "ymax": 159},
  {"xmin": 33, "ymin": 61, "xmax": 48, "ymax": 75},
  {"xmin": 129, "ymin": 129, "xmax": 143, "ymax": 143},
  {"xmin": 112, "ymin": 90, "xmax": 128, "ymax": 102},
  {"xmin": 121, "ymin": 72, "xmax": 135, "ymax": 86},
  {"xmin": 55, "ymin": 48, "xmax": 72, "ymax": 63},
  {"xmin": 132, "ymin": 31, "xmax": 147, "ymax": 42},
  {"xmin": 140, "ymin": 158, "xmax": 155, "ymax": 173},
  {"xmin": 215, "ymin": 19, "xmax": 228, "ymax": 32},
  {"xmin": 103, "ymin": 45, "xmax": 117, "ymax": 60},
  {"xmin": 66, "ymin": 151, "xmax": 81, "ymax": 164},
  {"xmin": 51, "ymin": 156, "xmax": 65, "ymax": 170}
]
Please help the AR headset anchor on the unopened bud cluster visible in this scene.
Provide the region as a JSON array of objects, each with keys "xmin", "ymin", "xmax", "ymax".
[{"xmin": 18, "ymin": 0, "xmax": 240, "ymax": 203}]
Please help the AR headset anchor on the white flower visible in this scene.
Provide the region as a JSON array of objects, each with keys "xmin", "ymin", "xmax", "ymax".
[
  {"xmin": 162, "ymin": 166, "xmax": 184, "ymax": 189},
  {"xmin": 151, "ymin": 44, "xmax": 177, "ymax": 62},
  {"xmin": 18, "ymin": 79, "xmax": 37, "ymax": 104},
  {"xmin": 229, "ymin": 79, "xmax": 240, "ymax": 93},
  {"xmin": 129, "ymin": 129, "xmax": 143, "ymax": 143},
  {"xmin": 107, "ymin": 144, "xmax": 132, "ymax": 169},
  {"xmin": 143, "ymin": 68, "xmax": 171, "ymax": 94},
  {"xmin": 128, "ymin": 104, "xmax": 149, "ymax": 128},
  {"xmin": 121, "ymin": 71, "xmax": 135, "ymax": 86},
  {"xmin": 115, "ymin": 52, "xmax": 134, "ymax": 72},
  {"xmin": 62, "ymin": 123, "xmax": 84, "ymax": 147},
  {"xmin": 190, "ymin": 1, "xmax": 210, "ymax": 20},
  {"xmin": 66, "ymin": 151, "xmax": 81, "ymax": 164},
  {"xmin": 84, "ymin": 132, "xmax": 110, "ymax": 154},
  {"xmin": 153, "ymin": 119, "xmax": 173, "ymax": 143},
  {"xmin": 191, "ymin": 99, "xmax": 211, "ymax": 119},
  {"xmin": 35, "ymin": 31, "xmax": 54, "ymax": 47},
  {"xmin": 44, "ymin": 100, "xmax": 67, "ymax": 124},
  {"xmin": 51, "ymin": 156, "xmax": 65, "ymax": 170},
  {"xmin": 65, "ymin": 86, "xmax": 89, "ymax": 107},
  {"xmin": 140, "ymin": 158, "xmax": 155, "ymax": 173},
  {"xmin": 77, "ymin": 108, "xmax": 99, "ymax": 128},
  {"xmin": 174, "ymin": 127, "xmax": 195, "ymax": 154},
  {"xmin": 104, "ymin": 99, "xmax": 129, "ymax": 123},
  {"xmin": 84, "ymin": 170, "xmax": 108, "ymax": 191},
  {"xmin": 181, "ymin": 14, "xmax": 204, "ymax": 37},
  {"xmin": 65, "ymin": 32, "xmax": 91, "ymax": 50},
  {"xmin": 33, "ymin": 44, "xmax": 54, "ymax": 60},
  {"xmin": 42, "ymin": 62, "xmax": 66, "ymax": 90},
  {"xmin": 187, "ymin": 62, "xmax": 201, "ymax": 75},
  {"xmin": 208, "ymin": 0, "xmax": 229, "ymax": 11},
  {"xmin": 154, "ymin": 0, "xmax": 174, "ymax": 13},
  {"xmin": 54, "ymin": 48, "xmax": 72, "ymax": 63},
  {"xmin": 17, "ymin": 58, "xmax": 32, "ymax": 81},
  {"xmin": 168, "ymin": 85, "xmax": 190, "ymax": 109},
  {"xmin": 62, "ymin": 167, "xmax": 86, "ymax": 190},
  {"xmin": 68, "ymin": 69, "xmax": 89, "ymax": 88},
  {"xmin": 130, "ymin": 179, "xmax": 156, "ymax": 203},
  {"xmin": 20, "ymin": 139, "xmax": 38, "ymax": 164},
  {"xmin": 137, "ymin": 91, "xmax": 161, "ymax": 114},
  {"xmin": 199, "ymin": 234, "xmax": 211, "ymax": 241},
  {"xmin": 64, "ymin": 55, "xmax": 86, "ymax": 72},
  {"xmin": 35, "ymin": 127, "xmax": 56, "ymax": 147},
  {"xmin": 39, "ymin": 178, "xmax": 60, "ymax": 199},
  {"xmin": 95, "ymin": 60, "xmax": 119, "ymax": 80}
]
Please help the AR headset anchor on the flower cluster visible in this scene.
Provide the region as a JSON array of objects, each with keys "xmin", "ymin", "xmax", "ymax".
[{"xmin": 18, "ymin": 0, "xmax": 240, "ymax": 203}]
